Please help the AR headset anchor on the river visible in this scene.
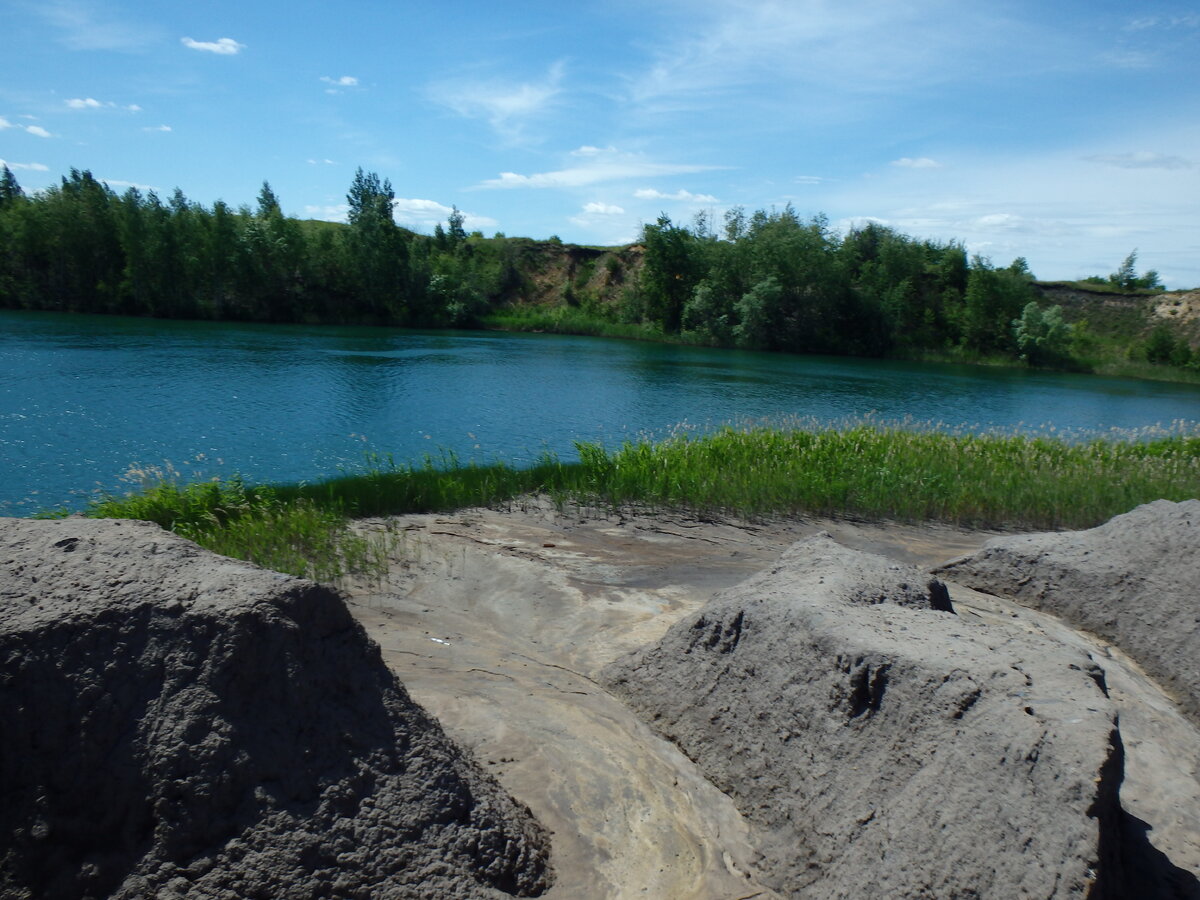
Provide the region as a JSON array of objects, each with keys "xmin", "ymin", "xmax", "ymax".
[{"xmin": 3, "ymin": 310, "xmax": 1200, "ymax": 513}]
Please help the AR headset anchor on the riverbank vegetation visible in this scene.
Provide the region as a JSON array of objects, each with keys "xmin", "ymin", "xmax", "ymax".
[
  {"xmin": 2, "ymin": 165, "xmax": 1197, "ymax": 381},
  {"xmin": 75, "ymin": 423, "xmax": 1200, "ymax": 579}
]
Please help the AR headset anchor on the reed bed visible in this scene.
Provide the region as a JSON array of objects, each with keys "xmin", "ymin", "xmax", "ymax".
[{"xmin": 79, "ymin": 422, "xmax": 1200, "ymax": 579}]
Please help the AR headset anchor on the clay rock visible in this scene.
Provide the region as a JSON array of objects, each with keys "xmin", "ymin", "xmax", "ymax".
[
  {"xmin": 0, "ymin": 517, "xmax": 552, "ymax": 900},
  {"xmin": 604, "ymin": 533, "xmax": 1123, "ymax": 899},
  {"xmin": 936, "ymin": 499, "xmax": 1200, "ymax": 726}
]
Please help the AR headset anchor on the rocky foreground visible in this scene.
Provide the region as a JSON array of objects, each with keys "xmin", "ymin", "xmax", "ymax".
[
  {"xmin": 937, "ymin": 499, "xmax": 1200, "ymax": 726},
  {"xmin": 2, "ymin": 502, "xmax": 1199, "ymax": 898},
  {"xmin": 0, "ymin": 518, "xmax": 552, "ymax": 900},
  {"xmin": 605, "ymin": 533, "xmax": 1125, "ymax": 897}
]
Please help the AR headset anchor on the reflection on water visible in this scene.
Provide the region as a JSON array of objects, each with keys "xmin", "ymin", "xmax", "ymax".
[{"xmin": 3, "ymin": 309, "xmax": 1200, "ymax": 512}]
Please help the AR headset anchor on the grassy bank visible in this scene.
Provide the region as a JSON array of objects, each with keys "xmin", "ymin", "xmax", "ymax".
[
  {"xmin": 76, "ymin": 423, "xmax": 1200, "ymax": 581},
  {"xmin": 481, "ymin": 307, "xmax": 685, "ymax": 344},
  {"xmin": 483, "ymin": 307, "xmax": 1200, "ymax": 385}
]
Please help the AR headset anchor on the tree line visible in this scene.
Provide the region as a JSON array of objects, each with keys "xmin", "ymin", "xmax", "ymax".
[
  {"xmin": 0, "ymin": 166, "xmax": 512, "ymax": 326},
  {"xmin": 0, "ymin": 164, "xmax": 1187, "ymax": 371},
  {"xmin": 632, "ymin": 207, "xmax": 1072, "ymax": 363}
]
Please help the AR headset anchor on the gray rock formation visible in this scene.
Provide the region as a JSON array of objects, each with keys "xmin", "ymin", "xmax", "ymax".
[
  {"xmin": 604, "ymin": 533, "xmax": 1125, "ymax": 898},
  {"xmin": 0, "ymin": 517, "xmax": 552, "ymax": 900},
  {"xmin": 936, "ymin": 499, "xmax": 1200, "ymax": 726}
]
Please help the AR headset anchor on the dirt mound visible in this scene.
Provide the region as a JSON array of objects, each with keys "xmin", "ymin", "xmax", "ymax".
[
  {"xmin": 936, "ymin": 499, "xmax": 1200, "ymax": 726},
  {"xmin": 0, "ymin": 517, "xmax": 552, "ymax": 900},
  {"xmin": 604, "ymin": 533, "xmax": 1127, "ymax": 898}
]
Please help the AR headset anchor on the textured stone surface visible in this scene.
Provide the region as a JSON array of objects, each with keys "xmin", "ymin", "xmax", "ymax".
[
  {"xmin": 0, "ymin": 517, "xmax": 552, "ymax": 900},
  {"xmin": 605, "ymin": 533, "xmax": 1126, "ymax": 898},
  {"xmin": 936, "ymin": 499, "xmax": 1200, "ymax": 726}
]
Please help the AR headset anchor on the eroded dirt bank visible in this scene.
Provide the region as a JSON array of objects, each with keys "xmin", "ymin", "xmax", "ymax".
[
  {"xmin": 344, "ymin": 502, "xmax": 1200, "ymax": 898},
  {"xmin": 0, "ymin": 518, "xmax": 552, "ymax": 900}
]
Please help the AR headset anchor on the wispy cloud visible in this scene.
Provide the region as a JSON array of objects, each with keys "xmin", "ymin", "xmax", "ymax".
[
  {"xmin": 795, "ymin": 175, "xmax": 831, "ymax": 185},
  {"xmin": 1, "ymin": 117, "xmax": 52, "ymax": 138},
  {"xmin": 143, "ymin": 124, "xmax": 172, "ymax": 132},
  {"xmin": 478, "ymin": 146, "xmax": 718, "ymax": 190},
  {"xmin": 1126, "ymin": 14, "xmax": 1200, "ymax": 31},
  {"xmin": 891, "ymin": 157, "xmax": 942, "ymax": 169},
  {"xmin": 0, "ymin": 158, "xmax": 49, "ymax": 171},
  {"xmin": 625, "ymin": 1, "xmax": 1015, "ymax": 116},
  {"xmin": 102, "ymin": 178, "xmax": 157, "ymax": 191},
  {"xmin": 634, "ymin": 188, "xmax": 718, "ymax": 203},
  {"xmin": 320, "ymin": 75, "xmax": 359, "ymax": 95},
  {"xmin": 1085, "ymin": 151, "xmax": 1193, "ymax": 170},
  {"xmin": 181, "ymin": 36, "xmax": 245, "ymax": 55},
  {"xmin": 66, "ymin": 97, "xmax": 141, "ymax": 111},
  {"xmin": 307, "ymin": 158, "xmax": 338, "ymax": 165},
  {"xmin": 34, "ymin": 0, "xmax": 159, "ymax": 51},
  {"xmin": 429, "ymin": 61, "xmax": 564, "ymax": 141}
]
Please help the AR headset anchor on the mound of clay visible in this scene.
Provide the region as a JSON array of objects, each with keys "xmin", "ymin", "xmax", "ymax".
[
  {"xmin": 0, "ymin": 518, "xmax": 552, "ymax": 900},
  {"xmin": 604, "ymin": 534, "xmax": 1125, "ymax": 898},
  {"xmin": 936, "ymin": 499, "xmax": 1200, "ymax": 725}
]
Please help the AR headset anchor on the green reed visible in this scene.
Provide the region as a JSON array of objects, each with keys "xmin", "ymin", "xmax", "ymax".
[{"xmin": 81, "ymin": 422, "xmax": 1200, "ymax": 578}]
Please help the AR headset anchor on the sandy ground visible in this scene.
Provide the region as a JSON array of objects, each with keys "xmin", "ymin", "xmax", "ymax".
[{"xmin": 341, "ymin": 501, "xmax": 1200, "ymax": 899}]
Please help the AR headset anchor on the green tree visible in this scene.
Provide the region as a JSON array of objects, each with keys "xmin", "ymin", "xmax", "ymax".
[
  {"xmin": 733, "ymin": 276, "xmax": 783, "ymax": 349},
  {"xmin": 1013, "ymin": 302, "xmax": 1072, "ymax": 365},
  {"xmin": 962, "ymin": 256, "xmax": 1037, "ymax": 355},
  {"xmin": 641, "ymin": 214, "xmax": 701, "ymax": 332},
  {"xmin": 0, "ymin": 165, "xmax": 23, "ymax": 207},
  {"xmin": 344, "ymin": 168, "xmax": 408, "ymax": 320}
]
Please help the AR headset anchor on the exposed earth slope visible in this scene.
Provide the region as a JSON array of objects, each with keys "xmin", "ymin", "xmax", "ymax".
[{"xmin": 0, "ymin": 517, "xmax": 552, "ymax": 900}]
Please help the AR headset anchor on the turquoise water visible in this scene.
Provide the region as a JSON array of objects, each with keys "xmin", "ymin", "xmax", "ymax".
[{"xmin": 3, "ymin": 309, "xmax": 1200, "ymax": 513}]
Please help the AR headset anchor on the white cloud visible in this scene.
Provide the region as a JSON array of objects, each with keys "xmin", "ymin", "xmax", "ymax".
[
  {"xmin": 65, "ymin": 98, "xmax": 142, "ymax": 112},
  {"xmin": 0, "ymin": 159, "xmax": 50, "ymax": 171},
  {"xmin": 302, "ymin": 199, "xmax": 497, "ymax": 231},
  {"xmin": 102, "ymin": 178, "xmax": 157, "ymax": 191},
  {"xmin": 181, "ymin": 36, "xmax": 245, "ymax": 55},
  {"xmin": 143, "ymin": 125, "xmax": 172, "ymax": 132},
  {"xmin": 321, "ymin": 75, "xmax": 358, "ymax": 87},
  {"xmin": 822, "ymin": 127, "xmax": 1200, "ymax": 287},
  {"xmin": 2, "ymin": 118, "xmax": 53, "ymax": 138},
  {"xmin": 478, "ymin": 146, "xmax": 718, "ymax": 190},
  {"xmin": 307, "ymin": 158, "xmax": 338, "ymax": 165},
  {"xmin": 891, "ymin": 157, "xmax": 942, "ymax": 169},
  {"xmin": 304, "ymin": 203, "xmax": 350, "ymax": 222},
  {"xmin": 393, "ymin": 198, "xmax": 497, "ymax": 230},
  {"xmin": 569, "ymin": 201, "xmax": 633, "ymax": 231},
  {"xmin": 795, "ymin": 175, "xmax": 830, "ymax": 185},
  {"xmin": 582, "ymin": 201, "xmax": 625, "ymax": 215},
  {"xmin": 429, "ymin": 61, "xmax": 564, "ymax": 141},
  {"xmin": 634, "ymin": 188, "xmax": 719, "ymax": 203},
  {"xmin": 1085, "ymin": 151, "xmax": 1193, "ymax": 170}
]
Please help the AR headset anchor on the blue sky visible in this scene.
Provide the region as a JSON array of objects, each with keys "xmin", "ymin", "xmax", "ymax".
[{"xmin": 2, "ymin": 0, "xmax": 1198, "ymax": 286}]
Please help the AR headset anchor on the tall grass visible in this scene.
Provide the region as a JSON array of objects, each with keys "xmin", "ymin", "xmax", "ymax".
[{"xmin": 80, "ymin": 422, "xmax": 1200, "ymax": 579}]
